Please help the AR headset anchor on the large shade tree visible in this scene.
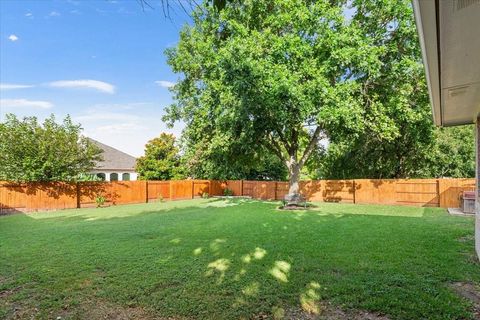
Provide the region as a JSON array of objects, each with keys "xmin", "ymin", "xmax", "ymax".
[
  {"xmin": 310, "ymin": 0, "xmax": 435, "ymax": 179},
  {"xmin": 316, "ymin": 125, "xmax": 475, "ymax": 179},
  {"xmin": 0, "ymin": 114, "xmax": 102, "ymax": 182},
  {"xmin": 181, "ymin": 140, "xmax": 288, "ymax": 181},
  {"xmin": 164, "ymin": 0, "xmax": 384, "ymax": 196},
  {"xmin": 304, "ymin": 0, "xmax": 475, "ymax": 180}
]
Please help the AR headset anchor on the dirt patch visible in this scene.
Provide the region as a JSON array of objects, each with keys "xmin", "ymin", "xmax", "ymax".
[
  {"xmin": 269, "ymin": 303, "xmax": 389, "ymax": 320},
  {"xmin": 450, "ymin": 282, "xmax": 480, "ymax": 318},
  {"xmin": 2, "ymin": 295, "xmax": 184, "ymax": 320},
  {"xmin": 282, "ymin": 307, "xmax": 318, "ymax": 319},
  {"xmin": 77, "ymin": 300, "xmax": 182, "ymax": 320},
  {"xmin": 317, "ymin": 306, "xmax": 390, "ymax": 320},
  {"xmin": 458, "ymin": 234, "xmax": 475, "ymax": 242},
  {"xmin": 280, "ymin": 206, "xmax": 309, "ymax": 211},
  {"xmin": 1, "ymin": 293, "xmax": 41, "ymax": 320},
  {"xmin": 0, "ymin": 287, "xmax": 21, "ymax": 300},
  {"xmin": 462, "ymin": 251, "xmax": 480, "ymax": 265},
  {"xmin": 279, "ymin": 204, "xmax": 318, "ymax": 211},
  {"xmin": 3, "ymin": 305, "xmax": 41, "ymax": 320}
]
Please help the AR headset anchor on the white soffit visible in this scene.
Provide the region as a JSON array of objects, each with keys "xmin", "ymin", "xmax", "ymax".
[
  {"xmin": 413, "ymin": 0, "xmax": 441, "ymax": 125},
  {"xmin": 413, "ymin": 0, "xmax": 480, "ymax": 127}
]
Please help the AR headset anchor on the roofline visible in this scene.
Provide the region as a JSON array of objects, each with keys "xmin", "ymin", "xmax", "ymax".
[
  {"xmin": 412, "ymin": 0, "xmax": 443, "ymax": 126},
  {"xmin": 87, "ymin": 137, "xmax": 137, "ymax": 159}
]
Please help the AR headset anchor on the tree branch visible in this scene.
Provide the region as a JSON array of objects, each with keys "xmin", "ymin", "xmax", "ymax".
[
  {"xmin": 298, "ymin": 125, "xmax": 322, "ymax": 168},
  {"xmin": 274, "ymin": 127, "xmax": 292, "ymax": 154},
  {"xmin": 265, "ymin": 135, "xmax": 287, "ymax": 164}
]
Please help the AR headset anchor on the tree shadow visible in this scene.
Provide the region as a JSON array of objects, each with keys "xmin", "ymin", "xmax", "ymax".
[
  {"xmin": 79, "ymin": 182, "xmax": 123, "ymax": 207},
  {"xmin": 25, "ymin": 198, "xmax": 246, "ymax": 222},
  {"xmin": 0, "ymin": 203, "xmax": 24, "ymax": 215},
  {"xmin": 1, "ymin": 181, "xmax": 79, "ymax": 213},
  {"xmin": 355, "ymin": 179, "xmax": 441, "ymax": 207},
  {"xmin": 1, "ymin": 198, "xmax": 477, "ymax": 319},
  {"xmin": 0, "ymin": 181, "xmax": 126, "ymax": 212},
  {"xmin": 299, "ymin": 180, "xmax": 355, "ymax": 203}
]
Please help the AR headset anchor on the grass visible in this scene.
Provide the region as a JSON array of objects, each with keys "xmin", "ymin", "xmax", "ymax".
[{"xmin": 0, "ymin": 198, "xmax": 479, "ymax": 319}]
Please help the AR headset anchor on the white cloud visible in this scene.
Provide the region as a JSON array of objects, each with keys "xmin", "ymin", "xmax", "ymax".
[
  {"xmin": 155, "ymin": 80, "xmax": 176, "ymax": 88},
  {"xmin": 89, "ymin": 102, "xmax": 150, "ymax": 110},
  {"xmin": 25, "ymin": 13, "xmax": 33, "ymax": 18},
  {"xmin": 94, "ymin": 123, "xmax": 146, "ymax": 134},
  {"xmin": 0, "ymin": 99, "xmax": 53, "ymax": 109},
  {"xmin": 49, "ymin": 11, "xmax": 61, "ymax": 17},
  {"xmin": 0, "ymin": 83, "xmax": 34, "ymax": 90},
  {"xmin": 72, "ymin": 104, "xmax": 183, "ymax": 157},
  {"xmin": 74, "ymin": 111, "xmax": 139, "ymax": 122},
  {"xmin": 8, "ymin": 34, "xmax": 18, "ymax": 42},
  {"xmin": 47, "ymin": 79, "xmax": 116, "ymax": 94}
]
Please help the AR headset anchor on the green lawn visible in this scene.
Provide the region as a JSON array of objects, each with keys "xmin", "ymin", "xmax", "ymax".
[{"xmin": 0, "ymin": 199, "xmax": 479, "ymax": 319}]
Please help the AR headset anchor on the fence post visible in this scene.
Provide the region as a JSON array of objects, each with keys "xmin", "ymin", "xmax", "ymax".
[
  {"xmin": 145, "ymin": 180, "xmax": 149, "ymax": 203},
  {"xmin": 437, "ymin": 178, "xmax": 444, "ymax": 208},
  {"xmin": 436, "ymin": 179, "xmax": 439, "ymax": 207},
  {"xmin": 191, "ymin": 180, "xmax": 195, "ymax": 199},
  {"xmin": 76, "ymin": 181, "xmax": 81, "ymax": 209},
  {"xmin": 353, "ymin": 180, "xmax": 356, "ymax": 204},
  {"xmin": 241, "ymin": 180, "xmax": 244, "ymax": 196}
]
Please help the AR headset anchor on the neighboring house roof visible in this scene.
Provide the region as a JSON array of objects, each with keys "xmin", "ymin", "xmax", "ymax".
[{"xmin": 88, "ymin": 138, "xmax": 137, "ymax": 171}]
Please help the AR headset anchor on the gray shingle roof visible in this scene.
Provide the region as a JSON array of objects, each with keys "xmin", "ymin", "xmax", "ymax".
[{"xmin": 88, "ymin": 138, "xmax": 137, "ymax": 171}]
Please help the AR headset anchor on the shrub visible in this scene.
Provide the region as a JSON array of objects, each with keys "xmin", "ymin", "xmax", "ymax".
[
  {"xmin": 95, "ymin": 195, "xmax": 106, "ymax": 208},
  {"xmin": 158, "ymin": 195, "xmax": 164, "ymax": 202},
  {"xmin": 202, "ymin": 192, "xmax": 209, "ymax": 199},
  {"xmin": 223, "ymin": 188, "xmax": 233, "ymax": 196}
]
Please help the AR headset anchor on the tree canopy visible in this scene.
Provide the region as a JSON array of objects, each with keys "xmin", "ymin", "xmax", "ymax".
[
  {"xmin": 427, "ymin": 126, "xmax": 475, "ymax": 178},
  {"xmin": 304, "ymin": 0, "xmax": 474, "ymax": 180},
  {"xmin": 135, "ymin": 133, "xmax": 185, "ymax": 180},
  {"xmin": 315, "ymin": 125, "xmax": 475, "ymax": 179},
  {"xmin": 164, "ymin": 0, "xmax": 387, "ymax": 195},
  {"xmin": 181, "ymin": 143, "xmax": 288, "ymax": 181},
  {"xmin": 164, "ymin": 0, "xmax": 474, "ymax": 183},
  {"xmin": 309, "ymin": 0, "xmax": 433, "ymax": 179},
  {"xmin": 0, "ymin": 114, "xmax": 102, "ymax": 182}
]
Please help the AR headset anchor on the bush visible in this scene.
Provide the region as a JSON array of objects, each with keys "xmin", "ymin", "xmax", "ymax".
[
  {"xmin": 158, "ymin": 195, "xmax": 164, "ymax": 202},
  {"xmin": 223, "ymin": 188, "xmax": 233, "ymax": 196},
  {"xmin": 95, "ymin": 195, "xmax": 106, "ymax": 208},
  {"xmin": 202, "ymin": 192, "xmax": 209, "ymax": 199}
]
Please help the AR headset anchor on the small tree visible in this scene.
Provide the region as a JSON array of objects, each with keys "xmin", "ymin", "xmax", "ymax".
[
  {"xmin": 136, "ymin": 133, "xmax": 184, "ymax": 180},
  {"xmin": 0, "ymin": 114, "xmax": 102, "ymax": 182}
]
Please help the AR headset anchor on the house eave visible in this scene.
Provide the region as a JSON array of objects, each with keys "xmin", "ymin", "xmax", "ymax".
[
  {"xmin": 412, "ymin": 0, "xmax": 442, "ymax": 126},
  {"xmin": 413, "ymin": 0, "xmax": 480, "ymax": 127}
]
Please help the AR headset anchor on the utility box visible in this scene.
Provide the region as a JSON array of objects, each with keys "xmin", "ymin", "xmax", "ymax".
[{"xmin": 461, "ymin": 191, "xmax": 476, "ymax": 214}]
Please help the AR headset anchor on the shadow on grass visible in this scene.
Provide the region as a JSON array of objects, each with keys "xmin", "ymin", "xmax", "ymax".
[
  {"xmin": 0, "ymin": 197, "xmax": 478, "ymax": 319},
  {"xmin": 19, "ymin": 197, "xmax": 251, "ymax": 222},
  {"xmin": 3, "ymin": 197, "xmax": 462, "ymax": 225}
]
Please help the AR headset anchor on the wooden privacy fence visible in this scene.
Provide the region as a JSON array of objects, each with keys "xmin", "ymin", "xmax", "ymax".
[{"xmin": 0, "ymin": 178, "xmax": 475, "ymax": 213}]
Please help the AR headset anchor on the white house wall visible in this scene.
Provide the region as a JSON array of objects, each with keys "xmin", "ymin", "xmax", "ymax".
[{"xmin": 91, "ymin": 170, "xmax": 138, "ymax": 181}]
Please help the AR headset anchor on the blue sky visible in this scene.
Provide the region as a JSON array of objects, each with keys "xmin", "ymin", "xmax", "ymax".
[{"xmin": 0, "ymin": 0, "xmax": 191, "ymax": 156}]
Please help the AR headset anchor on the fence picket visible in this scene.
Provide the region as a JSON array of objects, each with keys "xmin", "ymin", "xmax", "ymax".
[{"xmin": 0, "ymin": 178, "xmax": 475, "ymax": 213}]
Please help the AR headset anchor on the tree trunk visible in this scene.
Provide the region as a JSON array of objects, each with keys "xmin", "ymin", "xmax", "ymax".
[{"xmin": 287, "ymin": 159, "xmax": 301, "ymax": 197}]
